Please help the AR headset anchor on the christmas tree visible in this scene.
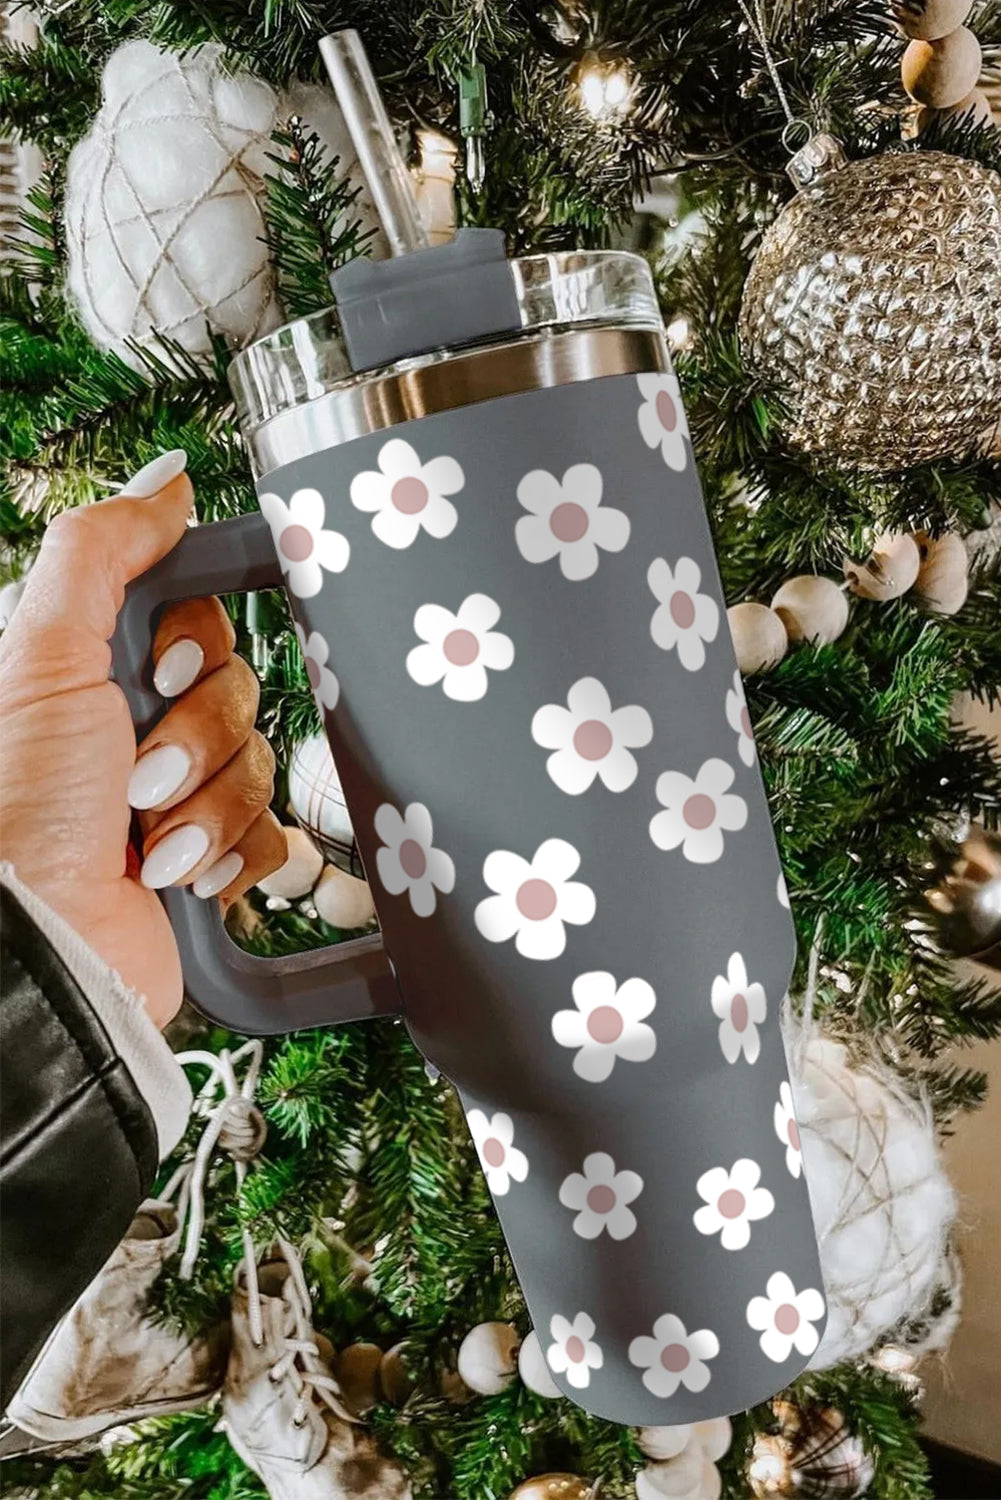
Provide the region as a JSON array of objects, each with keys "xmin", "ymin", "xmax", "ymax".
[{"xmin": 2, "ymin": 3, "xmax": 1001, "ymax": 1497}]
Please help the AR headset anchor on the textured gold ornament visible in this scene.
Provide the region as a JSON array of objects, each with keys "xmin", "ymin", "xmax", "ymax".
[
  {"xmin": 739, "ymin": 150, "xmax": 1001, "ymax": 470},
  {"xmin": 508, "ymin": 1476, "xmax": 592, "ymax": 1500}
]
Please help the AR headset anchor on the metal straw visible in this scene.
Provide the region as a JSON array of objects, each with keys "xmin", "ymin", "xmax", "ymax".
[{"xmin": 319, "ymin": 29, "xmax": 430, "ymax": 257}]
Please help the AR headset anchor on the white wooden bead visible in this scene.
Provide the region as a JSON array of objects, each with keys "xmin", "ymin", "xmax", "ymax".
[
  {"xmin": 635, "ymin": 1447, "xmax": 703, "ymax": 1500},
  {"xmin": 902, "ymin": 29, "xmax": 982, "ymax": 108},
  {"xmin": 919, "ymin": 87, "xmax": 995, "ymax": 130},
  {"xmin": 914, "ymin": 532, "xmax": 969, "ymax": 614},
  {"xmin": 313, "ymin": 864, "xmax": 377, "ymax": 929},
  {"xmin": 637, "ymin": 1425, "xmax": 692, "ymax": 1461},
  {"xmin": 726, "ymin": 602, "xmax": 788, "ymax": 675},
  {"xmin": 843, "ymin": 532, "xmax": 921, "ymax": 601},
  {"xmin": 457, "ymin": 1322, "xmax": 519, "ymax": 1395},
  {"xmin": 256, "ymin": 825, "xmax": 323, "ymax": 899},
  {"xmin": 517, "ymin": 1329, "xmax": 560, "ymax": 1398},
  {"xmin": 892, "ymin": 0, "xmax": 973, "ymax": 40},
  {"xmin": 770, "ymin": 575, "xmax": 849, "ymax": 645}
]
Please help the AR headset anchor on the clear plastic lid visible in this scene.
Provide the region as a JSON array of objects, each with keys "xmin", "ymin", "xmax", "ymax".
[{"xmin": 230, "ymin": 249, "xmax": 661, "ymax": 436}]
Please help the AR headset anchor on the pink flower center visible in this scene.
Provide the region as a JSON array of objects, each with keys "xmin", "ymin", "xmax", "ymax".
[
  {"xmin": 683, "ymin": 793, "xmax": 716, "ymax": 830},
  {"xmin": 516, "ymin": 878, "xmax": 558, "ymax": 921},
  {"xmin": 573, "ymin": 719, "xmax": 613, "ymax": 761},
  {"xmin": 669, "ymin": 591, "xmax": 696, "ymax": 629},
  {"xmin": 586, "ymin": 1004, "xmax": 624, "ymax": 1044},
  {"xmin": 775, "ymin": 1304, "xmax": 800, "ymax": 1335},
  {"xmin": 586, "ymin": 1184, "xmax": 617, "ymax": 1215},
  {"xmin": 391, "ymin": 476, "xmax": 429, "ymax": 514},
  {"xmin": 731, "ymin": 993, "xmax": 749, "ymax": 1032},
  {"xmin": 279, "ymin": 523, "xmax": 314, "ymax": 561},
  {"xmin": 398, "ymin": 839, "xmax": 427, "ymax": 880},
  {"xmin": 660, "ymin": 1343, "xmax": 690, "ymax": 1372},
  {"xmin": 717, "ymin": 1188, "xmax": 746, "ymax": 1219},
  {"xmin": 656, "ymin": 391, "xmax": 678, "ymax": 432},
  {"xmin": 550, "ymin": 501, "xmax": 589, "ymax": 543},
  {"xmin": 443, "ymin": 628, "xmax": 480, "ymax": 666},
  {"xmin": 565, "ymin": 1336, "xmax": 586, "ymax": 1363},
  {"xmin": 482, "ymin": 1138, "xmax": 506, "ymax": 1168},
  {"xmin": 305, "ymin": 656, "xmax": 321, "ymax": 690},
  {"xmin": 787, "ymin": 1119, "xmax": 801, "ymax": 1151},
  {"xmin": 741, "ymin": 706, "xmax": 753, "ymax": 739}
]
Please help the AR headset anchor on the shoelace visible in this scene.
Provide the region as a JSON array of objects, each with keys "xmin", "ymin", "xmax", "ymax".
[{"xmin": 266, "ymin": 1236, "xmax": 357, "ymax": 1428}]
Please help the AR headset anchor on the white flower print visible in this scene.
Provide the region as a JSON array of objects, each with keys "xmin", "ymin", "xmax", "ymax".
[
  {"xmin": 648, "ymin": 557, "xmax": 719, "ymax": 672},
  {"xmin": 649, "ymin": 759, "xmax": 747, "ymax": 864},
  {"xmin": 559, "ymin": 1152, "xmax": 643, "ymax": 1241},
  {"xmin": 629, "ymin": 1315, "xmax": 719, "ymax": 1399},
  {"xmin": 294, "ymin": 625, "xmax": 340, "ymax": 712},
  {"xmin": 349, "ymin": 437, "xmax": 464, "ymax": 550},
  {"xmin": 746, "ymin": 1273, "xmax": 825, "ymax": 1363},
  {"xmin": 406, "ymin": 594, "xmax": 514, "ymax": 702},
  {"xmin": 551, "ymin": 971, "xmax": 656, "ymax": 1083},
  {"xmin": 258, "ymin": 488, "xmax": 350, "ymax": 599},
  {"xmin": 774, "ymin": 1081, "xmax": 803, "ymax": 1178},
  {"xmin": 515, "ymin": 464, "xmax": 630, "ymax": 581},
  {"xmin": 373, "ymin": 802, "xmax": 455, "ymax": 918},
  {"xmin": 711, "ymin": 952, "xmax": 767, "ymax": 1065},
  {"xmin": 725, "ymin": 669, "xmax": 756, "ymax": 767},
  {"xmin": 467, "ymin": 1110, "xmax": 529, "ymax": 1196},
  {"xmin": 547, "ymin": 1313, "xmax": 603, "ymax": 1390},
  {"xmin": 531, "ymin": 677, "xmax": 653, "ymax": 795},
  {"xmin": 637, "ymin": 371, "xmax": 690, "ymax": 471},
  {"xmin": 777, "ymin": 871, "xmax": 791, "ymax": 909},
  {"xmin": 474, "ymin": 838, "xmax": 596, "ymax": 961},
  {"xmin": 693, "ymin": 1158, "xmax": 775, "ymax": 1251}
]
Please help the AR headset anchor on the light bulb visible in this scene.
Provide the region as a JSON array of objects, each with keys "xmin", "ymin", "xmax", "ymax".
[
  {"xmin": 579, "ymin": 62, "xmax": 632, "ymax": 120},
  {"xmin": 667, "ymin": 315, "xmax": 691, "ymax": 350}
]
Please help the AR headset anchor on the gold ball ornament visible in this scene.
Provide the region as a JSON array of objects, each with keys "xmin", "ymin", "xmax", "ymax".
[
  {"xmin": 509, "ymin": 1478, "xmax": 592, "ymax": 1500},
  {"xmin": 726, "ymin": 602, "xmax": 789, "ymax": 675},
  {"xmin": 770, "ymin": 576, "xmax": 849, "ymax": 644},
  {"xmin": 901, "ymin": 28, "xmax": 982, "ymax": 107},
  {"xmin": 843, "ymin": 531, "xmax": 921, "ymax": 600},
  {"xmin": 739, "ymin": 149, "xmax": 1001, "ymax": 470},
  {"xmin": 334, "ymin": 1342, "xmax": 384, "ymax": 1414},
  {"xmin": 892, "ymin": 0, "xmax": 974, "ymax": 41}
]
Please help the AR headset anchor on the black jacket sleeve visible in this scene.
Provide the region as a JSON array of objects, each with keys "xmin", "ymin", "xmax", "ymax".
[{"xmin": 0, "ymin": 886, "xmax": 159, "ymax": 1409}]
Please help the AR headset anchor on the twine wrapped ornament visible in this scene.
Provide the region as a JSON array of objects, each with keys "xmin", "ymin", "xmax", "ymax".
[{"xmin": 739, "ymin": 143, "xmax": 1001, "ymax": 470}]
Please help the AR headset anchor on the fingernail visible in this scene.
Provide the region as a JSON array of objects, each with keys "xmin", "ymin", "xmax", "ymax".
[
  {"xmin": 140, "ymin": 824, "xmax": 210, "ymax": 889},
  {"xmin": 127, "ymin": 743, "xmax": 192, "ymax": 810},
  {"xmin": 194, "ymin": 850, "xmax": 244, "ymax": 899},
  {"xmin": 154, "ymin": 638, "xmax": 204, "ymax": 697},
  {"xmin": 119, "ymin": 449, "xmax": 187, "ymax": 498}
]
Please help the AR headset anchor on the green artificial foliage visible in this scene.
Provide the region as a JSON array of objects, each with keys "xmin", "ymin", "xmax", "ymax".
[{"xmin": 3, "ymin": 1, "xmax": 1000, "ymax": 1496}]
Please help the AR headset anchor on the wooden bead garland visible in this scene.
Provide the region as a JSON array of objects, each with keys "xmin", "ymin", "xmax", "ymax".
[
  {"xmin": 896, "ymin": 0, "xmax": 1000, "ymax": 134},
  {"xmin": 728, "ymin": 528, "xmax": 968, "ymax": 676}
]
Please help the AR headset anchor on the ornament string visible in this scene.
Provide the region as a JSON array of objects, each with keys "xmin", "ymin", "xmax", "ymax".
[{"xmin": 734, "ymin": 0, "xmax": 812, "ymax": 152}]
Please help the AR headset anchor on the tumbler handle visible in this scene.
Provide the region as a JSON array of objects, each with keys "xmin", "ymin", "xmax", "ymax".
[{"xmin": 111, "ymin": 512, "xmax": 400, "ymax": 1036}]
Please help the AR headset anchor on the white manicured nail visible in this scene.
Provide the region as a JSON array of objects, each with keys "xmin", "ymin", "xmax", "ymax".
[
  {"xmin": 140, "ymin": 824, "xmax": 210, "ymax": 889},
  {"xmin": 120, "ymin": 449, "xmax": 187, "ymax": 498},
  {"xmin": 127, "ymin": 744, "xmax": 192, "ymax": 810},
  {"xmin": 194, "ymin": 851, "xmax": 244, "ymax": 899},
  {"xmin": 154, "ymin": 638, "xmax": 204, "ymax": 697}
]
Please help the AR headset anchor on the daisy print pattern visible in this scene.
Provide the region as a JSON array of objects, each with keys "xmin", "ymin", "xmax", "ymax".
[
  {"xmin": 648, "ymin": 557, "xmax": 719, "ymax": 672},
  {"xmin": 515, "ymin": 463, "xmax": 629, "ymax": 581},
  {"xmin": 551, "ymin": 971, "xmax": 656, "ymax": 1083},
  {"xmin": 694, "ymin": 1159, "xmax": 775, "ymax": 1251},
  {"xmin": 629, "ymin": 1316, "xmax": 719, "ymax": 1399},
  {"xmin": 637, "ymin": 371, "xmax": 690, "ymax": 471},
  {"xmin": 649, "ymin": 759, "xmax": 747, "ymax": 864},
  {"xmin": 531, "ymin": 677, "xmax": 653, "ymax": 795},
  {"xmin": 373, "ymin": 802, "xmax": 455, "ymax": 918},
  {"xmin": 406, "ymin": 594, "xmax": 514, "ymax": 702},
  {"xmin": 726, "ymin": 668, "xmax": 756, "ymax": 766},
  {"xmin": 774, "ymin": 1082, "xmax": 804, "ymax": 1178},
  {"xmin": 349, "ymin": 437, "xmax": 463, "ymax": 549},
  {"xmin": 559, "ymin": 1152, "xmax": 643, "ymax": 1241},
  {"xmin": 258, "ymin": 488, "xmax": 349, "ymax": 599},
  {"xmin": 746, "ymin": 1273, "xmax": 825, "ymax": 1363},
  {"xmin": 467, "ymin": 1110, "xmax": 528, "ymax": 1196},
  {"xmin": 711, "ymin": 952, "xmax": 767, "ymax": 1065},
  {"xmin": 474, "ymin": 838, "xmax": 596, "ymax": 960},
  {"xmin": 547, "ymin": 1313, "xmax": 603, "ymax": 1390},
  {"xmin": 294, "ymin": 625, "xmax": 339, "ymax": 712}
]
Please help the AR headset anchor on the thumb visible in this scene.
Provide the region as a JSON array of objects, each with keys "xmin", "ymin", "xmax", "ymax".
[{"xmin": 1, "ymin": 453, "xmax": 194, "ymax": 702}]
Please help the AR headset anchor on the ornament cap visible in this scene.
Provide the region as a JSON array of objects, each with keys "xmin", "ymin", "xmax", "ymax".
[{"xmin": 786, "ymin": 132, "xmax": 847, "ymax": 191}]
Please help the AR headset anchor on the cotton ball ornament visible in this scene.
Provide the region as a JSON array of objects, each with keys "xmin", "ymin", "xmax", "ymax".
[
  {"xmin": 65, "ymin": 41, "xmax": 282, "ymax": 368},
  {"xmin": 457, "ymin": 1321, "xmax": 519, "ymax": 1395},
  {"xmin": 787, "ymin": 1025, "xmax": 957, "ymax": 1367}
]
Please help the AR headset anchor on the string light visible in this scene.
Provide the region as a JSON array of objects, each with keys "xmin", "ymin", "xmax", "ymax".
[
  {"xmin": 578, "ymin": 56, "xmax": 632, "ymax": 119},
  {"xmin": 666, "ymin": 315, "xmax": 692, "ymax": 351},
  {"xmin": 748, "ymin": 1437, "xmax": 791, "ymax": 1495}
]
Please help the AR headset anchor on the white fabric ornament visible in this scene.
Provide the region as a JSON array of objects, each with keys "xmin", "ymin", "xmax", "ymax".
[
  {"xmin": 287, "ymin": 732, "xmax": 358, "ymax": 869},
  {"xmin": 787, "ymin": 1023, "xmax": 957, "ymax": 1368}
]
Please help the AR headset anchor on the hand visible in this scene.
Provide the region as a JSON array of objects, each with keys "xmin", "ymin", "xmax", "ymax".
[{"xmin": 0, "ymin": 452, "xmax": 285, "ymax": 1028}]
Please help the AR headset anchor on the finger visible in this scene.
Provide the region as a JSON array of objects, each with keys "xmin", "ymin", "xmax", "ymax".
[
  {"xmin": 193, "ymin": 809, "xmax": 287, "ymax": 903},
  {"xmin": 153, "ymin": 596, "xmax": 236, "ymax": 698},
  {"xmin": 138, "ymin": 732, "xmax": 276, "ymax": 890},
  {"xmin": 127, "ymin": 655, "xmax": 260, "ymax": 812}
]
